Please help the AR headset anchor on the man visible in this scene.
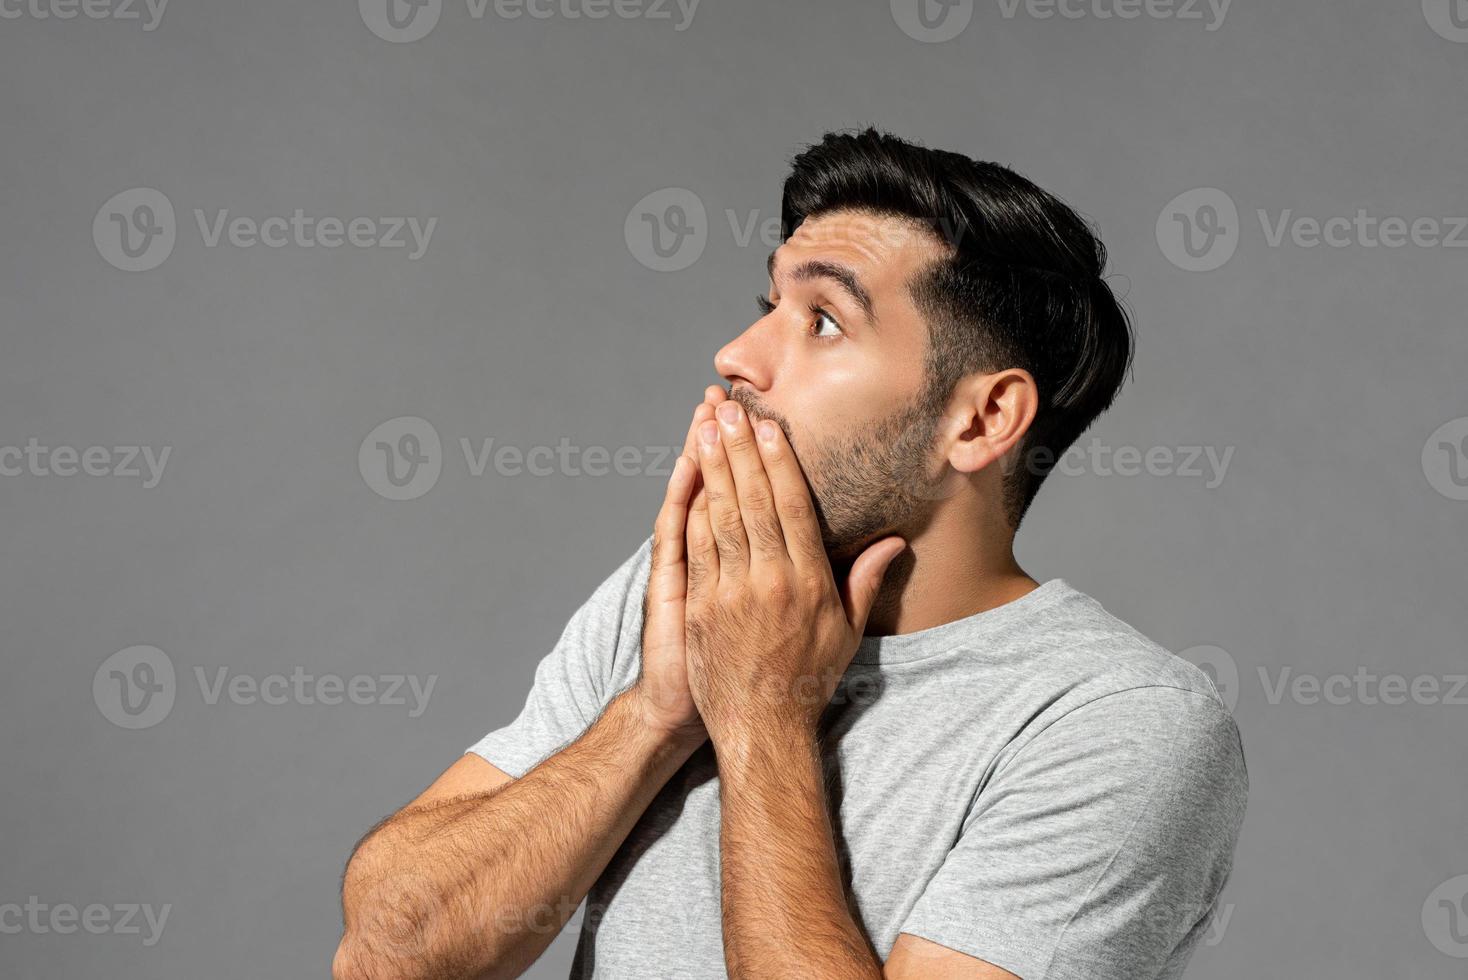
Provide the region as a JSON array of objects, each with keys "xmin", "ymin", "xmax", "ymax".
[{"xmin": 333, "ymin": 128, "xmax": 1247, "ymax": 980}]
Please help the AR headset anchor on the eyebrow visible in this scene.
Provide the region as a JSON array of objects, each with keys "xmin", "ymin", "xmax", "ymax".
[{"xmin": 766, "ymin": 250, "xmax": 878, "ymax": 330}]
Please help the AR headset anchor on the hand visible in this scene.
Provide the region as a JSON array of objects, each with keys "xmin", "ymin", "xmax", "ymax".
[
  {"xmin": 683, "ymin": 399, "xmax": 906, "ymax": 747},
  {"xmin": 630, "ymin": 385, "xmax": 728, "ymax": 745}
]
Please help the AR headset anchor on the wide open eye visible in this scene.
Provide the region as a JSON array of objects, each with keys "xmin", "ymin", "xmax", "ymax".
[
  {"xmin": 810, "ymin": 303, "xmax": 845, "ymax": 343},
  {"xmin": 810, "ymin": 305, "xmax": 844, "ymax": 339}
]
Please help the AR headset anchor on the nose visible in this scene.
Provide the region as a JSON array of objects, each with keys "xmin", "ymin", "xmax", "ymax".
[{"xmin": 714, "ymin": 319, "xmax": 773, "ymax": 393}]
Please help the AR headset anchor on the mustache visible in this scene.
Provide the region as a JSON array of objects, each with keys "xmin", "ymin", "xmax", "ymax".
[{"xmin": 726, "ymin": 386, "xmax": 796, "ymax": 448}]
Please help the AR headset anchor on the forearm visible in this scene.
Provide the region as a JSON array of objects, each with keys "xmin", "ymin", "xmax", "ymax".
[
  {"xmin": 337, "ymin": 688, "xmax": 703, "ymax": 980},
  {"xmin": 716, "ymin": 728, "xmax": 883, "ymax": 980}
]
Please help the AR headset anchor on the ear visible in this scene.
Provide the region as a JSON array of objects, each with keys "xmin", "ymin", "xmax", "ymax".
[{"xmin": 944, "ymin": 368, "xmax": 1039, "ymax": 476}]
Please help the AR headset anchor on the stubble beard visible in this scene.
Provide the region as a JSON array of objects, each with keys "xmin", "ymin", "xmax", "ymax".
[{"xmin": 727, "ymin": 385, "xmax": 947, "ymax": 562}]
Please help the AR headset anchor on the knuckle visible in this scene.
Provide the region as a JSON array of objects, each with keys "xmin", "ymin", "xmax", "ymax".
[
  {"xmin": 765, "ymin": 574, "xmax": 796, "ymax": 606},
  {"xmin": 798, "ymin": 565, "xmax": 829, "ymax": 592},
  {"xmin": 749, "ymin": 517, "xmax": 785, "ymax": 557},
  {"xmin": 778, "ymin": 493, "xmax": 812, "ymax": 521},
  {"xmin": 724, "ymin": 432, "xmax": 755, "ymax": 457},
  {"xmin": 714, "ymin": 509, "xmax": 746, "ymax": 540},
  {"xmin": 741, "ymin": 485, "xmax": 773, "ymax": 512}
]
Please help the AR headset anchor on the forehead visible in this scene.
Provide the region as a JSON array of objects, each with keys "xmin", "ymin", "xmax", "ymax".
[{"xmin": 774, "ymin": 209, "xmax": 950, "ymax": 294}]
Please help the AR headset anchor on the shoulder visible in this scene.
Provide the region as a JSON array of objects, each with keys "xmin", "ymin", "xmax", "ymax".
[
  {"xmin": 1016, "ymin": 581, "xmax": 1232, "ymax": 715},
  {"xmin": 993, "ymin": 582, "xmax": 1247, "ymax": 795}
]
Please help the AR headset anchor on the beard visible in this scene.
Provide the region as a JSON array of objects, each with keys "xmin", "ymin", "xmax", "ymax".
[{"xmin": 727, "ymin": 385, "xmax": 948, "ymax": 562}]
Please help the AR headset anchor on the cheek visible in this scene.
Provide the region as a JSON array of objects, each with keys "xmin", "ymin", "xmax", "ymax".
[
  {"xmin": 805, "ymin": 359, "xmax": 919, "ymax": 425},
  {"xmin": 771, "ymin": 345, "xmax": 921, "ymax": 443}
]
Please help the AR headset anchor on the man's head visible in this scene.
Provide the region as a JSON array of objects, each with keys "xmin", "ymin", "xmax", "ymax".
[{"xmin": 714, "ymin": 128, "xmax": 1133, "ymax": 558}]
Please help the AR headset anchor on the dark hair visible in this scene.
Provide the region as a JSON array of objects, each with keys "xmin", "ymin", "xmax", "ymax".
[{"xmin": 780, "ymin": 128, "xmax": 1135, "ymax": 528}]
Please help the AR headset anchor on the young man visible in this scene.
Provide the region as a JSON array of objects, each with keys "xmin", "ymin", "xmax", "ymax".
[{"xmin": 334, "ymin": 129, "xmax": 1247, "ymax": 980}]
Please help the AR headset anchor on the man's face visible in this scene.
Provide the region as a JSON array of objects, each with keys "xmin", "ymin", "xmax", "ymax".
[{"xmin": 713, "ymin": 209, "xmax": 954, "ymax": 559}]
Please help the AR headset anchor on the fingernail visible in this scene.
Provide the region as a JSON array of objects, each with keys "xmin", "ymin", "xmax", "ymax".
[
  {"xmin": 699, "ymin": 420, "xmax": 719, "ymax": 445},
  {"xmin": 717, "ymin": 402, "xmax": 740, "ymax": 425},
  {"xmin": 757, "ymin": 420, "xmax": 777, "ymax": 443}
]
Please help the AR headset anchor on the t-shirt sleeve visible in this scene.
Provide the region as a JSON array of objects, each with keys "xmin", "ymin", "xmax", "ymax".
[
  {"xmin": 897, "ymin": 686, "xmax": 1248, "ymax": 980},
  {"xmin": 464, "ymin": 535, "xmax": 653, "ymax": 779}
]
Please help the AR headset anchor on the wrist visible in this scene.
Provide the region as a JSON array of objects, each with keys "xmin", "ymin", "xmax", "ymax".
[
  {"xmin": 712, "ymin": 717, "xmax": 818, "ymax": 776},
  {"xmin": 612, "ymin": 688, "xmax": 707, "ymax": 759}
]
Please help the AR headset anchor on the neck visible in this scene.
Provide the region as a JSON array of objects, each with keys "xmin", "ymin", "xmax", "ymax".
[{"xmin": 851, "ymin": 503, "xmax": 1040, "ymax": 637}]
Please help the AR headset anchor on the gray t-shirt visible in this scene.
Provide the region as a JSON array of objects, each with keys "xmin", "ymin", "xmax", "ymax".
[{"xmin": 467, "ymin": 536, "xmax": 1247, "ymax": 980}]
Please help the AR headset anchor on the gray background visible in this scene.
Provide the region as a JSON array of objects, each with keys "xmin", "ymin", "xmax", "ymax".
[{"xmin": 2, "ymin": 0, "xmax": 1465, "ymax": 977}]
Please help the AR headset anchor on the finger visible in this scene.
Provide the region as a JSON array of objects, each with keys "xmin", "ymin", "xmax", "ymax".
[
  {"xmin": 651, "ymin": 396, "xmax": 714, "ymax": 619},
  {"xmin": 753, "ymin": 418, "xmax": 827, "ymax": 572},
  {"xmin": 695, "ymin": 418, "xmax": 750, "ymax": 576},
  {"xmin": 674, "ymin": 387, "xmax": 728, "ymax": 599},
  {"xmin": 685, "ymin": 454, "xmax": 719, "ymax": 599},
  {"xmin": 840, "ymin": 535, "xmax": 906, "ymax": 634},
  {"xmin": 682, "ymin": 401, "xmax": 718, "ymax": 462},
  {"xmin": 713, "ymin": 400, "xmax": 785, "ymax": 567},
  {"xmin": 649, "ymin": 453, "xmax": 695, "ymax": 611}
]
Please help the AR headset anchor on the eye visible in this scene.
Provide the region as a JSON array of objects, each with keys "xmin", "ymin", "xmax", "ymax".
[
  {"xmin": 808, "ymin": 303, "xmax": 844, "ymax": 340},
  {"xmin": 754, "ymin": 294, "xmax": 844, "ymax": 341}
]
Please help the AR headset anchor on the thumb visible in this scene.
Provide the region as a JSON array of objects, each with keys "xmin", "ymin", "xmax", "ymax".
[{"xmin": 840, "ymin": 536, "xmax": 906, "ymax": 634}]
